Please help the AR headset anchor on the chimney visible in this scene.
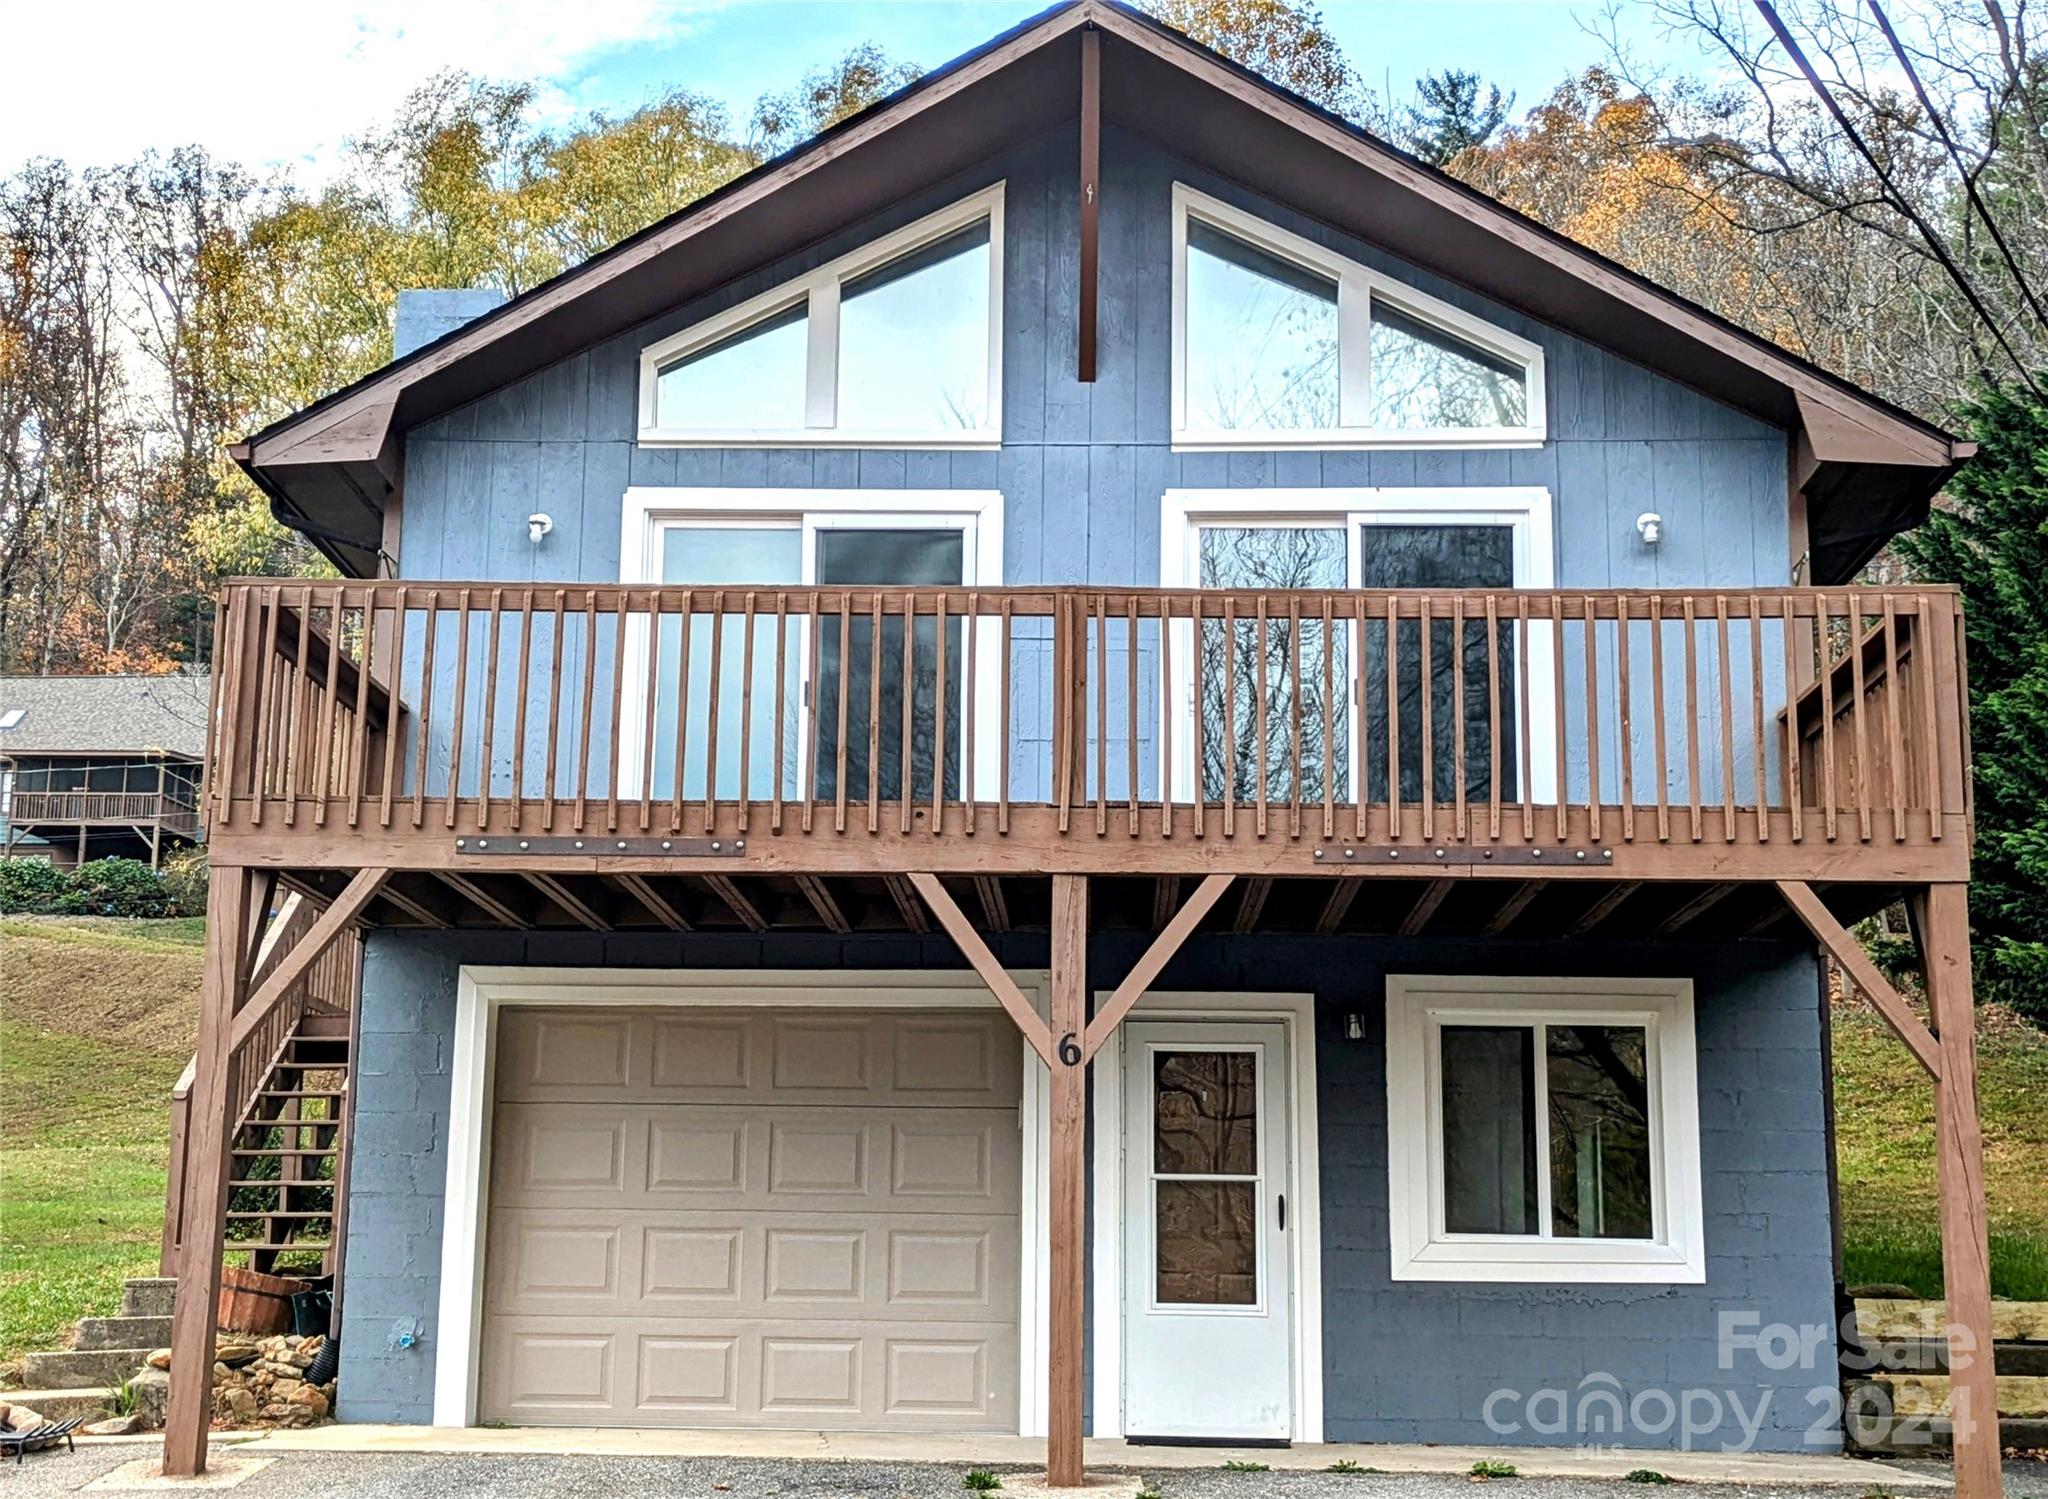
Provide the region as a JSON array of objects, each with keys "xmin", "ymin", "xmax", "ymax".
[{"xmin": 393, "ymin": 288, "xmax": 508, "ymax": 359}]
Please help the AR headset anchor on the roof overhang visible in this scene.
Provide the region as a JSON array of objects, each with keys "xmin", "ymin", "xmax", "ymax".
[{"xmin": 238, "ymin": 0, "xmax": 1964, "ymax": 584}]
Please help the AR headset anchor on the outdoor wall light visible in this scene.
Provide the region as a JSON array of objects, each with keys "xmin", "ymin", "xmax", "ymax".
[
  {"xmin": 1636, "ymin": 512, "xmax": 1664, "ymax": 546},
  {"xmin": 528, "ymin": 512, "xmax": 555, "ymax": 545},
  {"xmin": 1343, "ymin": 1012, "xmax": 1366, "ymax": 1042}
]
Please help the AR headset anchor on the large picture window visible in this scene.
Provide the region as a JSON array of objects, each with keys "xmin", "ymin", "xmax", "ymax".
[
  {"xmin": 1384, "ymin": 977, "xmax": 1705, "ymax": 1283},
  {"xmin": 638, "ymin": 186, "xmax": 1004, "ymax": 448},
  {"xmin": 1172, "ymin": 185, "xmax": 1545, "ymax": 449}
]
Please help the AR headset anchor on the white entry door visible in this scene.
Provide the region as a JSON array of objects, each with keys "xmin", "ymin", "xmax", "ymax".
[{"xmin": 1121, "ymin": 1020, "xmax": 1293, "ymax": 1440}]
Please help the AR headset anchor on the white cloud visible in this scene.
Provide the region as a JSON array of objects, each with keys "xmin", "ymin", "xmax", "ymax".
[{"xmin": 2, "ymin": 0, "xmax": 731, "ymax": 179}]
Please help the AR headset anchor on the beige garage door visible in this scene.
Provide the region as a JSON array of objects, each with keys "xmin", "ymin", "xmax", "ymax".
[{"xmin": 478, "ymin": 1006, "xmax": 1023, "ymax": 1430}]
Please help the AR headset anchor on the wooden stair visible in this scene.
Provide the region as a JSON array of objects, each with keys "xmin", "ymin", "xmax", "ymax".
[{"xmin": 222, "ymin": 1015, "xmax": 352, "ymax": 1273}]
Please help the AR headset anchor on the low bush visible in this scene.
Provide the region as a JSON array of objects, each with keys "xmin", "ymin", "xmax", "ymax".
[
  {"xmin": 0, "ymin": 856, "xmax": 71, "ymax": 912},
  {"xmin": 70, "ymin": 858, "xmax": 173, "ymax": 916},
  {"xmin": 0, "ymin": 853, "xmax": 208, "ymax": 917}
]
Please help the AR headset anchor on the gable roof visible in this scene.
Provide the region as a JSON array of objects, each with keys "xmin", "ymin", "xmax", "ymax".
[
  {"xmin": 0, "ymin": 674, "xmax": 211, "ymax": 760},
  {"xmin": 234, "ymin": 0, "xmax": 1966, "ymax": 585}
]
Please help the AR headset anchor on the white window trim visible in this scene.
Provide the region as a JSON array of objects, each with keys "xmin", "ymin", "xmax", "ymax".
[
  {"xmin": 616, "ymin": 486, "xmax": 1006, "ymax": 805},
  {"xmin": 1089, "ymin": 990, "xmax": 1323, "ymax": 1445},
  {"xmin": 433, "ymin": 966, "xmax": 1056, "ymax": 1435},
  {"xmin": 1160, "ymin": 486, "xmax": 1558, "ymax": 806},
  {"xmin": 1170, "ymin": 183, "xmax": 1547, "ymax": 451},
  {"xmin": 637, "ymin": 184, "xmax": 1005, "ymax": 449},
  {"xmin": 1384, "ymin": 975, "xmax": 1706, "ymax": 1285}
]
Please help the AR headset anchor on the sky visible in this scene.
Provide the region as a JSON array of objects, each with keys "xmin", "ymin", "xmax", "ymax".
[{"xmin": 2, "ymin": 0, "xmax": 1690, "ymax": 181}]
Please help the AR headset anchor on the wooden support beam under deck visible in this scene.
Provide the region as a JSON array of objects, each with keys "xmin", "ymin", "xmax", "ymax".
[
  {"xmin": 523, "ymin": 871, "xmax": 611, "ymax": 931},
  {"xmin": 1084, "ymin": 873, "xmax": 1233, "ymax": 1059},
  {"xmin": 615, "ymin": 872, "xmax": 690, "ymax": 931},
  {"xmin": 1775, "ymin": 880, "xmax": 1942, "ymax": 1078},
  {"xmin": 1046, "ymin": 874, "xmax": 1087, "ymax": 1487},
  {"xmin": 1910, "ymin": 884, "xmax": 2002, "ymax": 1499},
  {"xmin": 163, "ymin": 867, "xmax": 258, "ymax": 1477},
  {"xmin": 794, "ymin": 873, "xmax": 851, "ymax": 933},
  {"xmin": 436, "ymin": 870, "xmax": 529, "ymax": 929},
  {"xmin": 1399, "ymin": 879, "xmax": 1452, "ymax": 935},
  {"xmin": 908, "ymin": 873, "xmax": 1053, "ymax": 1065},
  {"xmin": 227, "ymin": 869, "xmax": 388, "ymax": 1052}
]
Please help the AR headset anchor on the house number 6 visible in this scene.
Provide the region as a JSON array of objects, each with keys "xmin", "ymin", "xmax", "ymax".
[{"xmin": 1058, "ymin": 1032, "xmax": 1082, "ymax": 1066}]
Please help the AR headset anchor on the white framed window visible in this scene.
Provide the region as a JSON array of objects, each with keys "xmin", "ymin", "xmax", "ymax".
[
  {"xmin": 1160, "ymin": 487, "xmax": 1557, "ymax": 808},
  {"xmin": 1384, "ymin": 975, "xmax": 1705, "ymax": 1284},
  {"xmin": 1171, "ymin": 184, "xmax": 1546, "ymax": 450},
  {"xmin": 617, "ymin": 487, "xmax": 1005, "ymax": 805},
  {"xmin": 636, "ymin": 185, "xmax": 1004, "ymax": 449}
]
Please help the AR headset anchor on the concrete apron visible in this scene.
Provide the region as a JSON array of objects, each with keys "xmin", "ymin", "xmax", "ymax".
[{"xmin": 237, "ymin": 1425, "xmax": 1951, "ymax": 1487}]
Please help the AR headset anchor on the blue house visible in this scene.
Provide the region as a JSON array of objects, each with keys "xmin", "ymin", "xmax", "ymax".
[{"xmin": 158, "ymin": 5, "xmax": 1997, "ymax": 1492}]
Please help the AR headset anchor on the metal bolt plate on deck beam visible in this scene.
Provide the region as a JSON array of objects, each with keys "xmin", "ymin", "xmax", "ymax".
[
  {"xmin": 453, "ymin": 836, "xmax": 744, "ymax": 857},
  {"xmin": 1311, "ymin": 845, "xmax": 1614, "ymax": 867}
]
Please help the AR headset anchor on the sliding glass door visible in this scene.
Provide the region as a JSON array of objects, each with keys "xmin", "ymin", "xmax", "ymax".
[{"xmin": 1172, "ymin": 492, "xmax": 1552, "ymax": 810}]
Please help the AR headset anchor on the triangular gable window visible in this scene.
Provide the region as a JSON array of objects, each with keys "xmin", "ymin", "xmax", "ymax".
[
  {"xmin": 639, "ymin": 185, "xmax": 1004, "ymax": 447},
  {"xmin": 1172, "ymin": 185, "xmax": 1545, "ymax": 448}
]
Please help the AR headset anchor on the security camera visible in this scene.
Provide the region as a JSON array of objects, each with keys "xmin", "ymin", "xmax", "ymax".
[{"xmin": 528, "ymin": 513, "xmax": 554, "ymax": 545}]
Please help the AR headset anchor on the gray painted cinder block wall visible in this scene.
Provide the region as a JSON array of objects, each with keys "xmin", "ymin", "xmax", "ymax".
[{"xmin": 338, "ymin": 929, "xmax": 1836, "ymax": 1451}]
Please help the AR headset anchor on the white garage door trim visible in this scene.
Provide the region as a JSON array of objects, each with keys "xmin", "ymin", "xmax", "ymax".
[{"xmin": 434, "ymin": 967, "xmax": 1053, "ymax": 1434}]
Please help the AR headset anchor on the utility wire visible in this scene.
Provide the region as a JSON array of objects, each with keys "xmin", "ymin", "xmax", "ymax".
[
  {"xmin": 1753, "ymin": 0, "xmax": 2043, "ymax": 398},
  {"xmin": 1864, "ymin": 0, "xmax": 2048, "ymax": 340}
]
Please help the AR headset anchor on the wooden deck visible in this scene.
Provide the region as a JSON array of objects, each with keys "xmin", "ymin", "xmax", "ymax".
[
  {"xmin": 198, "ymin": 579, "xmax": 1971, "ymax": 915},
  {"xmin": 163, "ymin": 578, "xmax": 2004, "ymax": 1494}
]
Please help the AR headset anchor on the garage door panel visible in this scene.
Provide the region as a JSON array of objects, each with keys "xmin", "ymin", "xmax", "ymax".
[
  {"xmin": 491, "ymin": 1103, "xmax": 1019, "ymax": 1213},
  {"xmin": 487, "ymin": 1209, "xmax": 1019, "ymax": 1320},
  {"xmin": 481, "ymin": 1316, "xmax": 1017, "ymax": 1430},
  {"xmin": 481, "ymin": 1006, "xmax": 1022, "ymax": 1432},
  {"xmin": 496, "ymin": 1009, "xmax": 1024, "ymax": 1107}
]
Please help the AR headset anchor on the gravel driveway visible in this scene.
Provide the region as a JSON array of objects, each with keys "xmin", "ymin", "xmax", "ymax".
[{"xmin": 3, "ymin": 1448, "xmax": 2041, "ymax": 1499}]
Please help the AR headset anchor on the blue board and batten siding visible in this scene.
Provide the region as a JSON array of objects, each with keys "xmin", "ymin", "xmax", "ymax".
[
  {"xmin": 342, "ymin": 125, "xmax": 1837, "ymax": 1449},
  {"xmin": 340, "ymin": 932, "xmax": 1836, "ymax": 1449},
  {"xmin": 401, "ymin": 126, "xmax": 1790, "ymax": 593},
  {"xmin": 397, "ymin": 126, "xmax": 1792, "ymax": 809}
]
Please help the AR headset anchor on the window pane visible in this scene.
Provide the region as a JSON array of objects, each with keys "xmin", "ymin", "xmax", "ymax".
[
  {"xmin": 1359, "ymin": 525, "xmax": 1516, "ymax": 805},
  {"xmin": 838, "ymin": 222, "xmax": 992, "ymax": 433},
  {"xmin": 1197, "ymin": 526, "xmax": 1350, "ymax": 805},
  {"xmin": 1153, "ymin": 1051, "xmax": 1257, "ymax": 1176},
  {"xmin": 1548, "ymin": 1025, "xmax": 1654, "ymax": 1240},
  {"xmin": 1369, "ymin": 301, "xmax": 1528, "ymax": 429},
  {"xmin": 656, "ymin": 303, "xmax": 808, "ymax": 431},
  {"xmin": 1185, "ymin": 221, "xmax": 1339, "ymax": 432},
  {"xmin": 1440, "ymin": 1025, "xmax": 1538, "ymax": 1236},
  {"xmin": 1156, "ymin": 1180, "xmax": 1257, "ymax": 1305},
  {"xmin": 814, "ymin": 528, "xmax": 965, "ymax": 803},
  {"xmin": 656, "ymin": 528, "xmax": 803, "ymax": 803}
]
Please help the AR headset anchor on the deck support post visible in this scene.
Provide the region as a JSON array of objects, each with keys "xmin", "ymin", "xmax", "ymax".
[
  {"xmin": 1047, "ymin": 873, "xmax": 1088, "ymax": 1487},
  {"xmin": 1911, "ymin": 884, "xmax": 2001, "ymax": 1499},
  {"xmin": 161, "ymin": 864, "xmax": 257, "ymax": 1478}
]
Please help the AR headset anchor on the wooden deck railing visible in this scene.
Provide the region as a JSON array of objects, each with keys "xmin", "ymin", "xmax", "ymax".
[
  {"xmin": 160, "ymin": 891, "xmax": 362, "ymax": 1272},
  {"xmin": 8, "ymin": 789, "xmax": 201, "ymax": 833},
  {"xmin": 200, "ymin": 580, "xmax": 1971, "ymax": 876}
]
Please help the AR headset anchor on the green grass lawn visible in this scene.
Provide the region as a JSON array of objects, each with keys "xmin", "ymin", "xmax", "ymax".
[
  {"xmin": 0, "ymin": 912, "xmax": 2044, "ymax": 1374},
  {"xmin": 1, "ymin": 917, "xmax": 201, "ymax": 1370},
  {"xmin": 1832, "ymin": 992, "xmax": 2048, "ymax": 1299}
]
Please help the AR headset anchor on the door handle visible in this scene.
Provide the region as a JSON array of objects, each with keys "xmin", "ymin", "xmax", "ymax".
[{"xmin": 1276, "ymin": 1193, "xmax": 1286, "ymax": 1231}]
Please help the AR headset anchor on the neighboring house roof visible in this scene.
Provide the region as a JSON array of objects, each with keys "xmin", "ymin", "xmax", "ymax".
[
  {"xmin": 232, "ymin": 0, "xmax": 1967, "ymax": 585},
  {"xmin": 0, "ymin": 674, "xmax": 211, "ymax": 760}
]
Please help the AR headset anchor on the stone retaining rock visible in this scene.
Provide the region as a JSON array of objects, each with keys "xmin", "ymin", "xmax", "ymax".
[{"xmin": 207, "ymin": 1334, "xmax": 333, "ymax": 1428}]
